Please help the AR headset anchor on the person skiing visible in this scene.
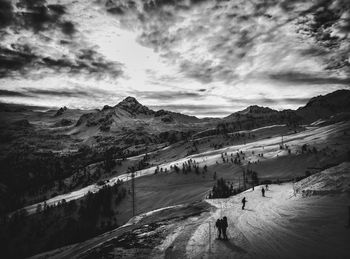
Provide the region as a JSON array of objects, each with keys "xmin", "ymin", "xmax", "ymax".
[
  {"xmin": 215, "ymin": 218, "xmax": 222, "ymax": 239},
  {"xmin": 265, "ymin": 184, "xmax": 269, "ymax": 191},
  {"xmin": 222, "ymin": 216, "xmax": 228, "ymax": 240},
  {"xmin": 262, "ymin": 187, "xmax": 265, "ymax": 197},
  {"xmin": 242, "ymin": 197, "xmax": 247, "ymax": 210}
]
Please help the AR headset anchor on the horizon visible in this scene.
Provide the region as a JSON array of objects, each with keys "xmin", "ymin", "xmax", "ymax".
[
  {"xmin": 0, "ymin": 0, "xmax": 349, "ymax": 117},
  {"xmin": 2, "ymin": 88, "xmax": 345, "ymax": 118}
]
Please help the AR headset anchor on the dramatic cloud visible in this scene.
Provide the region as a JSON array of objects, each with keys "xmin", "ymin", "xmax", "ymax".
[
  {"xmin": 0, "ymin": 0, "xmax": 123, "ymax": 79},
  {"xmin": 23, "ymin": 88, "xmax": 90, "ymax": 98},
  {"xmin": 0, "ymin": 0, "xmax": 349, "ymax": 116},
  {"xmin": 0, "ymin": 0, "xmax": 14, "ymax": 29},
  {"xmin": 0, "ymin": 45, "xmax": 123, "ymax": 79},
  {"xmin": 269, "ymin": 72, "xmax": 350, "ymax": 85},
  {"xmin": 0, "ymin": 89, "xmax": 29, "ymax": 97},
  {"xmin": 134, "ymin": 90, "xmax": 204, "ymax": 100}
]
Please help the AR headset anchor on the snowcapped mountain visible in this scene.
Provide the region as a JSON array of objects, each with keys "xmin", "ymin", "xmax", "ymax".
[
  {"xmin": 1, "ymin": 89, "xmax": 349, "ymax": 149},
  {"xmin": 74, "ymin": 96, "xmax": 205, "ymax": 132},
  {"xmin": 69, "ymin": 97, "xmax": 214, "ymax": 146}
]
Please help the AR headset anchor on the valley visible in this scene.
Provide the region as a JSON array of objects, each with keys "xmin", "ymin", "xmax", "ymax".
[{"xmin": 0, "ymin": 89, "xmax": 349, "ymax": 258}]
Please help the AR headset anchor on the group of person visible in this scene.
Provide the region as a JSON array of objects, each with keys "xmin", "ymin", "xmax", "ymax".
[
  {"xmin": 215, "ymin": 216, "xmax": 228, "ymax": 240},
  {"xmin": 215, "ymin": 184, "xmax": 271, "ymax": 240}
]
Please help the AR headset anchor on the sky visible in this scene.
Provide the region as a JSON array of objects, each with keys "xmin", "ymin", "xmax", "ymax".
[{"xmin": 0, "ymin": 0, "xmax": 349, "ymax": 117}]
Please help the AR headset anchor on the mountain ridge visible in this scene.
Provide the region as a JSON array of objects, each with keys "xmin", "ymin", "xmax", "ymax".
[
  {"xmin": 1, "ymin": 89, "xmax": 349, "ymax": 122},
  {"xmin": 77, "ymin": 89, "xmax": 350, "ymax": 123}
]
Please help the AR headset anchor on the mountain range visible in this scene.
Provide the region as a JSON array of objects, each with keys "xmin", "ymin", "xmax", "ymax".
[
  {"xmin": 0, "ymin": 89, "xmax": 349, "ymax": 150},
  {"xmin": 58, "ymin": 89, "xmax": 350, "ymax": 126}
]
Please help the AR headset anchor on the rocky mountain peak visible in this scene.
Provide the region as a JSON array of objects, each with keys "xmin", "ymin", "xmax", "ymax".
[
  {"xmin": 120, "ymin": 96, "xmax": 139, "ymax": 104},
  {"xmin": 240, "ymin": 105, "xmax": 276, "ymax": 114},
  {"xmin": 116, "ymin": 96, "xmax": 155, "ymax": 115},
  {"xmin": 54, "ymin": 106, "xmax": 68, "ymax": 117}
]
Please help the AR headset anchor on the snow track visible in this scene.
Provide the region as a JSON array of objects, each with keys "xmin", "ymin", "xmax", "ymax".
[
  {"xmin": 173, "ymin": 182, "xmax": 350, "ymax": 259},
  {"xmin": 31, "ymin": 165, "xmax": 350, "ymax": 259}
]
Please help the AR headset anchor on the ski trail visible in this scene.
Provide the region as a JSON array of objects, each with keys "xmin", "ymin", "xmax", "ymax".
[
  {"xmin": 164, "ymin": 216, "xmax": 207, "ymax": 259},
  {"xmin": 182, "ymin": 183, "xmax": 350, "ymax": 259}
]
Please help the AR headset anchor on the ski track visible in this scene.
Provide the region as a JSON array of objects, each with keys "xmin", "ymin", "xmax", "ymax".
[{"xmin": 160, "ymin": 182, "xmax": 350, "ymax": 259}]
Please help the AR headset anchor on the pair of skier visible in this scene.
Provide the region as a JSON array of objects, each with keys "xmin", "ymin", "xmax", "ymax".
[{"xmin": 215, "ymin": 216, "xmax": 228, "ymax": 240}]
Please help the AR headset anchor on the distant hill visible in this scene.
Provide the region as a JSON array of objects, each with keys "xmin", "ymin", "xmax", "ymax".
[
  {"xmin": 222, "ymin": 89, "xmax": 350, "ymax": 126},
  {"xmin": 218, "ymin": 107, "xmax": 299, "ymax": 133},
  {"xmin": 296, "ymin": 89, "xmax": 350, "ymax": 123},
  {"xmin": 224, "ymin": 105, "xmax": 279, "ymax": 121}
]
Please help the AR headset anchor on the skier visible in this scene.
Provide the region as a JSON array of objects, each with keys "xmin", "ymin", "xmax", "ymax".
[
  {"xmin": 265, "ymin": 184, "xmax": 269, "ymax": 191},
  {"xmin": 242, "ymin": 197, "xmax": 247, "ymax": 210},
  {"xmin": 215, "ymin": 218, "xmax": 222, "ymax": 239},
  {"xmin": 262, "ymin": 187, "xmax": 265, "ymax": 197},
  {"xmin": 222, "ymin": 216, "xmax": 228, "ymax": 240}
]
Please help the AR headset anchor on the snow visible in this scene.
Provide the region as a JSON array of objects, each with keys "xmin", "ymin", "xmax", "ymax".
[
  {"xmin": 185, "ymin": 182, "xmax": 350, "ymax": 258},
  {"xmin": 19, "ymin": 121, "xmax": 349, "ymax": 215},
  {"xmin": 295, "ymin": 162, "xmax": 350, "ymax": 195},
  {"xmin": 30, "ymin": 162, "xmax": 350, "ymax": 259},
  {"xmin": 152, "ymin": 225, "xmax": 185, "ymax": 258},
  {"xmin": 125, "ymin": 204, "xmax": 185, "ymax": 226}
]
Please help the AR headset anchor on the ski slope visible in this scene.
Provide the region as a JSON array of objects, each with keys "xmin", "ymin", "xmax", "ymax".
[
  {"xmin": 20, "ymin": 121, "xmax": 349, "ymax": 215},
  {"xmin": 32, "ymin": 163, "xmax": 350, "ymax": 259},
  {"xmin": 185, "ymin": 181, "xmax": 350, "ymax": 258}
]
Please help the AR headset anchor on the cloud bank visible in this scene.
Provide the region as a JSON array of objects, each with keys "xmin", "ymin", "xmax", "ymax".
[{"xmin": 0, "ymin": 0, "xmax": 349, "ymax": 116}]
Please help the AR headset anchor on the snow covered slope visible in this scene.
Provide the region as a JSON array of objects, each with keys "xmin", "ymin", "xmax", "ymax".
[
  {"xmin": 32, "ymin": 163, "xmax": 350, "ymax": 259},
  {"xmin": 295, "ymin": 162, "xmax": 350, "ymax": 196}
]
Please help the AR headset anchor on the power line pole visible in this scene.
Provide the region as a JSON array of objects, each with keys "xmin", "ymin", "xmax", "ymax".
[
  {"xmin": 208, "ymin": 221, "xmax": 211, "ymax": 254},
  {"xmin": 131, "ymin": 170, "xmax": 136, "ymax": 217},
  {"xmin": 293, "ymin": 175, "xmax": 296, "ymax": 196},
  {"xmin": 347, "ymin": 206, "xmax": 350, "ymax": 228},
  {"xmin": 243, "ymin": 167, "xmax": 246, "ymax": 190}
]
